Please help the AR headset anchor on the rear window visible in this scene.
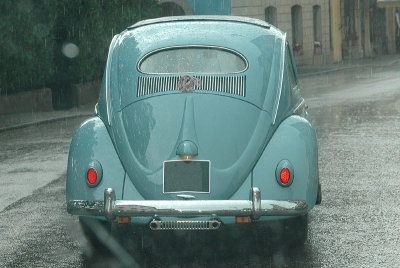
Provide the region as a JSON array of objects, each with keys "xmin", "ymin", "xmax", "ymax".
[{"xmin": 138, "ymin": 46, "xmax": 248, "ymax": 74}]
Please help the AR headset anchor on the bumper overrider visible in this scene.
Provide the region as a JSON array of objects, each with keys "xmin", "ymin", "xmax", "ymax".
[{"xmin": 67, "ymin": 187, "xmax": 308, "ymax": 229}]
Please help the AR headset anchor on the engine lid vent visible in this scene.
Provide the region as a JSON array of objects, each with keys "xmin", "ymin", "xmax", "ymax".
[{"xmin": 137, "ymin": 75, "xmax": 246, "ymax": 97}]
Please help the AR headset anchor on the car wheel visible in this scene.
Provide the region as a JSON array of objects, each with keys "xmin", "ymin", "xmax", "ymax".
[
  {"xmin": 255, "ymin": 214, "xmax": 308, "ymax": 247},
  {"xmin": 316, "ymin": 183, "xmax": 322, "ymax": 205},
  {"xmin": 79, "ymin": 216, "xmax": 112, "ymax": 251}
]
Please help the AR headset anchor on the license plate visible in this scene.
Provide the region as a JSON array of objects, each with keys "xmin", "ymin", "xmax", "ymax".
[{"xmin": 163, "ymin": 160, "xmax": 210, "ymax": 193}]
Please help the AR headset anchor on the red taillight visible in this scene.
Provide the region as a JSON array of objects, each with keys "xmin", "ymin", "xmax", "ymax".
[
  {"xmin": 276, "ymin": 160, "xmax": 293, "ymax": 187},
  {"xmin": 280, "ymin": 168, "xmax": 290, "ymax": 184},
  {"xmin": 87, "ymin": 168, "xmax": 97, "ymax": 184}
]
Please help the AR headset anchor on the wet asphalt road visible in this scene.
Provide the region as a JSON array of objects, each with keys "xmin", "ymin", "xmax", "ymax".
[{"xmin": 1, "ymin": 63, "xmax": 400, "ymax": 267}]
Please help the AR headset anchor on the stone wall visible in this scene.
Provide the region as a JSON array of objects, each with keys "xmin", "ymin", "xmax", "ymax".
[
  {"xmin": 0, "ymin": 81, "xmax": 101, "ymax": 115},
  {"xmin": 72, "ymin": 80, "xmax": 101, "ymax": 107},
  {"xmin": 231, "ymin": 0, "xmax": 331, "ymax": 65},
  {"xmin": 0, "ymin": 88, "xmax": 53, "ymax": 115}
]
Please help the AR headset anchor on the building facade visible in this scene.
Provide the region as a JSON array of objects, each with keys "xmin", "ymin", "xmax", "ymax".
[
  {"xmin": 231, "ymin": 0, "xmax": 331, "ymax": 65},
  {"xmin": 159, "ymin": 0, "xmax": 399, "ymax": 64}
]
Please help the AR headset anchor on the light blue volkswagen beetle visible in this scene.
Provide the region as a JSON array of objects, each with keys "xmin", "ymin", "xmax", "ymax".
[{"xmin": 67, "ymin": 16, "xmax": 321, "ymax": 249}]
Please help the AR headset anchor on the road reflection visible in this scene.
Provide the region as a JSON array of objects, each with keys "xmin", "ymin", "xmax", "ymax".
[{"xmin": 80, "ymin": 222, "xmax": 319, "ymax": 267}]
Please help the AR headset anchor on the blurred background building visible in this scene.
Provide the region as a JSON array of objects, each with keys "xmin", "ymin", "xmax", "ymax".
[
  {"xmin": 160, "ymin": 0, "xmax": 400, "ymax": 64},
  {"xmin": 2, "ymin": 0, "xmax": 399, "ymax": 112}
]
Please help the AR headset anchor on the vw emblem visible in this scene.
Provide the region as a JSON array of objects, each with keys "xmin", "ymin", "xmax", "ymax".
[{"xmin": 178, "ymin": 75, "xmax": 201, "ymax": 92}]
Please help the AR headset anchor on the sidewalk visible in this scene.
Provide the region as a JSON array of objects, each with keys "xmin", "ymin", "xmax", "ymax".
[
  {"xmin": 297, "ymin": 53, "xmax": 400, "ymax": 77},
  {"xmin": 1, "ymin": 53, "xmax": 399, "ymax": 132}
]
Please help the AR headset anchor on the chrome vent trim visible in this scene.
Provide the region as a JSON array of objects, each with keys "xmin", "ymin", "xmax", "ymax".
[
  {"xmin": 149, "ymin": 220, "xmax": 221, "ymax": 230},
  {"xmin": 137, "ymin": 75, "xmax": 246, "ymax": 97}
]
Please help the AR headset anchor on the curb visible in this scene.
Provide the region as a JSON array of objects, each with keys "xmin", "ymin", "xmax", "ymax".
[
  {"xmin": 298, "ymin": 65, "xmax": 356, "ymax": 78},
  {"xmin": 0, "ymin": 113, "xmax": 93, "ymax": 133}
]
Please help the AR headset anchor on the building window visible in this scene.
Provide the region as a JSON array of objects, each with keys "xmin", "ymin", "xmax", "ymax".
[
  {"xmin": 160, "ymin": 2, "xmax": 185, "ymax": 16},
  {"xmin": 313, "ymin": 5, "xmax": 322, "ymax": 55},
  {"xmin": 265, "ymin": 6, "xmax": 277, "ymax": 27},
  {"xmin": 291, "ymin": 5, "xmax": 303, "ymax": 56}
]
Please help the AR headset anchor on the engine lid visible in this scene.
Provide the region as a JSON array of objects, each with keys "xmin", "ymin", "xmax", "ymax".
[{"xmin": 110, "ymin": 93, "xmax": 273, "ymax": 200}]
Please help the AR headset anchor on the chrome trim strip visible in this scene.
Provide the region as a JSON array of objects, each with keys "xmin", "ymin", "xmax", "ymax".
[
  {"xmin": 233, "ymin": 76, "xmax": 236, "ymax": 95},
  {"xmin": 142, "ymin": 77, "xmax": 146, "ymax": 96},
  {"xmin": 137, "ymin": 77, "xmax": 140, "ymax": 97},
  {"xmin": 128, "ymin": 15, "xmax": 271, "ymax": 30},
  {"xmin": 241, "ymin": 76, "xmax": 244, "ymax": 95},
  {"xmin": 137, "ymin": 45, "xmax": 249, "ymax": 75},
  {"xmin": 148, "ymin": 77, "xmax": 154, "ymax": 95},
  {"xmin": 273, "ymin": 33, "xmax": 286, "ymax": 125},
  {"xmin": 174, "ymin": 76, "xmax": 177, "ymax": 91},
  {"xmin": 213, "ymin": 76, "xmax": 217, "ymax": 91},
  {"xmin": 140, "ymin": 77, "xmax": 144, "ymax": 96},
  {"xmin": 239, "ymin": 76, "xmax": 242, "ymax": 96},
  {"xmin": 142, "ymin": 77, "xmax": 145, "ymax": 96},
  {"xmin": 177, "ymin": 194, "xmax": 196, "ymax": 200},
  {"xmin": 142, "ymin": 76, "xmax": 145, "ymax": 96},
  {"xmin": 105, "ymin": 34, "xmax": 119, "ymax": 125},
  {"xmin": 238, "ymin": 76, "xmax": 241, "ymax": 96},
  {"xmin": 175, "ymin": 76, "xmax": 178, "ymax": 90},
  {"xmin": 67, "ymin": 188, "xmax": 308, "ymax": 219},
  {"xmin": 244, "ymin": 76, "xmax": 247, "ymax": 96},
  {"xmin": 293, "ymin": 99, "xmax": 305, "ymax": 114},
  {"xmin": 236, "ymin": 76, "xmax": 239, "ymax": 95},
  {"xmin": 141, "ymin": 77, "xmax": 144, "ymax": 97},
  {"xmin": 144, "ymin": 77, "xmax": 148, "ymax": 96},
  {"xmin": 239, "ymin": 77, "xmax": 242, "ymax": 96}
]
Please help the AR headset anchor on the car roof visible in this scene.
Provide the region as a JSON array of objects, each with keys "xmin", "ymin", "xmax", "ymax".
[{"xmin": 128, "ymin": 15, "xmax": 272, "ymax": 30}]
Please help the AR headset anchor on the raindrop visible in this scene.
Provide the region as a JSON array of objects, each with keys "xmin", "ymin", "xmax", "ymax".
[{"xmin": 62, "ymin": 42, "xmax": 79, "ymax": 58}]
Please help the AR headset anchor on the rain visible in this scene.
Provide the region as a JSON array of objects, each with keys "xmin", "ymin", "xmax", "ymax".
[{"xmin": 1, "ymin": 0, "xmax": 400, "ymax": 267}]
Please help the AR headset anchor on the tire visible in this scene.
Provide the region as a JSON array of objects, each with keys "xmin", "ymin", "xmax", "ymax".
[
  {"xmin": 79, "ymin": 216, "xmax": 111, "ymax": 251},
  {"xmin": 79, "ymin": 218, "xmax": 143, "ymax": 266},
  {"xmin": 255, "ymin": 214, "xmax": 308, "ymax": 247}
]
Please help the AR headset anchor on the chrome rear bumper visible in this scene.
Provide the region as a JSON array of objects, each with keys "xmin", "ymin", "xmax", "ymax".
[{"xmin": 67, "ymin": 187, "xmax": 308, "ymax": 221}]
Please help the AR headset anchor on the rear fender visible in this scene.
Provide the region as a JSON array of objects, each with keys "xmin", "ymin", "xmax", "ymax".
[
  {"xmin": 66, "ymin": 117, "xmax": 125, "ymax": 202},
  {"xmin": 253, "ymin": 115, "xmax": 319, "ymax": 212}
]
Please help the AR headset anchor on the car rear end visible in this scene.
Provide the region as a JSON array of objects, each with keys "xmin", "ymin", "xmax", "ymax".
[{"xmin": 66, "ymin": 16, "xmax": 318, "ymax": 242}]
